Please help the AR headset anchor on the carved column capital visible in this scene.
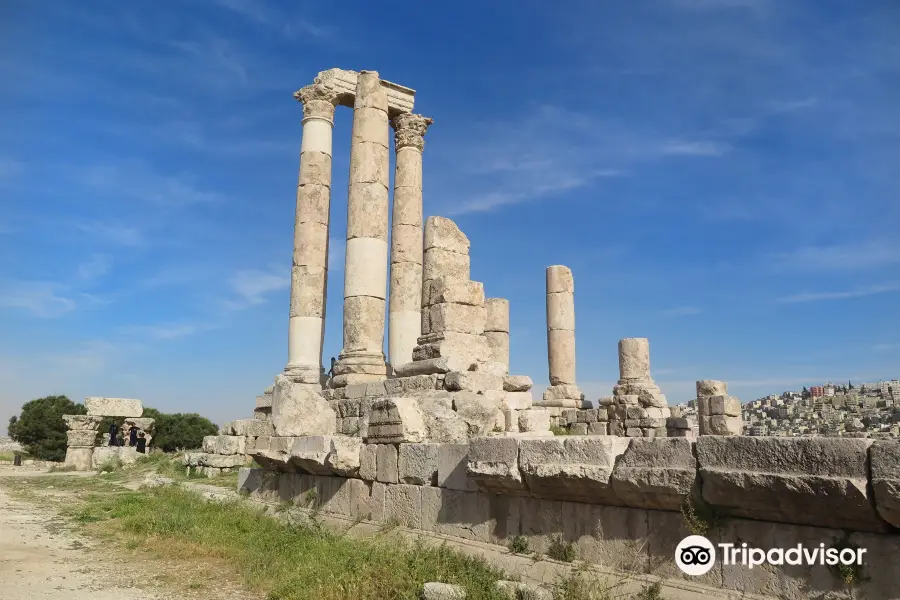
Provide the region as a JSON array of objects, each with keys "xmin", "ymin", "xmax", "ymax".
[
  {"xmin": 391, "ymin": 113, "xmax": 434, "ymax": 152},
  {"xmin": 294, "ymin": 84, "xmax": 339, "ymax": 121}
]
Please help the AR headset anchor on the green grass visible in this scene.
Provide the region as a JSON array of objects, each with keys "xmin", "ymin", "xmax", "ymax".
[
  {"xmin": 68, "ymin": 485, "xmax": 511, "ymax": 600},
  {"xmin": 0, "ymin": 450, "xmax": 29, "ymax": 461}
]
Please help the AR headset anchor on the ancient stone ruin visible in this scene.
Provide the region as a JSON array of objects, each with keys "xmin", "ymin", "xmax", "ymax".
[
  {"xmin": 210, "ymin": 68, "xmax": 897, "ymax": 598},
  {"xmin": 63, "ymin": 397, "xmax": 154, "ymax": 471}
]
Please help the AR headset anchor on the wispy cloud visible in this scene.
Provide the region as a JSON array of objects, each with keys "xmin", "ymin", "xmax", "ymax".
[
  {"xmin": 768, "ymin": 97, "xmax": 818, "ymax": 113},
  {"xmin": 73, "ymin": 161, "xmax": 224, "ymax": 208},
  {"xmin": 74, "ymin": 220, "xmax": 146, "ymax": 247},
  {"xmin": 75, "ymin": 253, "xmax": 113, "ymax": 282},
  {"xmin": 0, "ymin": 281, "xmax": 77, "ymax": 318},
  {"xmin": 660, "ymin": 141, "xmax": 731, "ymax": 157},
  {"xmin": 779, "ymin": 283, "xmax": 900, "ymax": 304},
  {"xmin": 225, "ymin": 267, "xmax": 288, "ymax": 309},
  {"xmin": 659, "ymin": 305, "xmax": 702, "ymax": 317},
  {"xmin": 213, "ymin": 0, "xmax": 334, "ymax": 41},
  {"xmin": 119, "ymin": 323, "xmax": 210, "ymax": 340},
  {"xmin": 771, "ymin": 240, "xmax": 900, "ymax": 271}
]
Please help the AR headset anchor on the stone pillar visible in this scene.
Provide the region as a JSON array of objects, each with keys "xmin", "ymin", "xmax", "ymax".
[
  {"xmin": 696, "ymin": 380, "xmax": 743, "ymax": 435},
  {"xmin": 618, "ymin": 338, "xmax": 650, "ymax": 381},
  {"xmin": 62, "ymin": 414, "xmax": 102, "ymax": 471},
  {"xmin": 542, "ymin": 266, "xmax": 583, "ymax": 407},
  {"xmin": 285, "ymin": 83, "xmax": 339, "ymax": 384},
  {"xmin": 334, "ymin": 71, "xmax": 390, "ymax": 386},
  {"xmin": 388, "ymin": 113, "xmax": 433, "ymax": 369},
  {"xmin": 484, "ymin": 298, "xmax": 510, "ymax": 373}
]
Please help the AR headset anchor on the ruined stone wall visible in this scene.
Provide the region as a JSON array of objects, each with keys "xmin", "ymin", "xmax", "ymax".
[{"xmin": 241, "ymin": 434, "xmax": 900, "ymax": 599}]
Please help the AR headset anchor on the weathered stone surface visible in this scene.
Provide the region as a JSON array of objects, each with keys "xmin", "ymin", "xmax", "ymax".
[
  {"xmin": 444, "ymin": 371, "xmax": 503, "ymax": 393},
  {"xmin": 423, "ymin": 248, "xmax": 470, "ymax": 282},
  {"xmin": 870, "ymin": 441, "xmax": 900, "ymax": 528},
  {"xmin": 453, "ymin": 393, "xmax": 502, "ymax": 437},
  {"xmin": 473, "ymin": 361, "xmax": 507, "ymax": 377},
  {"xmin": 399, "ymin": 443, "xmax": 439, "ymax": 485},
  {"xmin": 365, "ymin": 397, "xmax": 427, "ymax": 444},
  {"xmin": 546, "ymin": 265, "xmax": 573, "ymax": 294},
  {"xmin": 216, "ymin": 435, "xmax": 247, "ymax": 455},
  {"xmin": 467, "ymin": 437, "xmax": 528, "ymax": 495},
  {"xmin": 610, "ymin": 438, "xmax": 697, "ymax": 511},
  {"xmin": 429, "ymin": 303, "xmax": 486, "ymax": 335},
  {"xmin": 708, "ymin": 415, "xmax": 743, "ymax": 435},
  {"xmin": 85, "ymin": 397, "xmax": 143, "ymax": 417},
  {"xmin": 92, "ymin": 446, "xmax": 140, "ymax": 469},
  {"xmin": 359, "ymin": 444, "xmax": 378, "ymax": 481},
  {"xmin": 428, "ymin": 278, "xmax": 484, "ymax": 306},
  {"xmin": 63, "ymin": 415, "xmax": 103, "ymax": 430},
  {"xmin": 421, "ymin": 582, "xmax": 466, "ymax": 600},
  {"xmin": 518, "ymin": 409, "xmax": 550, "ymax": 433},
  {"xmin": 418, "ymin": 393, "xmax": 469, "ymax": 443},
  {"xmin": 697, "ymin": 436, "xmax": 887, "ymax": 532},
  {"xmin": 413, "ymin": 332, "xmax": 490, "ymax": 365},
  {"xmin": 503, "ymin": 375, "xmax": 533, "ymax": 392},
  {"xmin": 588, "ymin": 422, "xmax": 608, "ymax": 435},
  {"xmin": 437, "ymin": 443, "xmax": 476, "ymax": 491},
  {"xmin": 500, "ymin": 391, "xmax": 533, "ymax": 411},
  {"xmin": 289, "ymin": 436, "xmax": 332, "ymax": 475},
  {"xmin": 271, "ymin": 376, "xmax": 336, "ymax": 436},
  {"xmin": 325, "ymin": 436, "xmax": 362, "ymax": 477},
  {"xmin": 696, "ymin": 379, "xmax": 728, "ymax": 398},
  {"xmin": 709, "ymin": 395, "xmax": 741, "ymax": 417},
  {"xmin": 617, "ymin": 338, "xmax": 650, "ymax": 380},
  {"xmin": 393, "ymin": 356, "xmax": 476, "ymax": 377},
  {"xmin": 570, "ymin": 423, "xmax": 588, "ymax": 435},
  {"xmin": 66, "ymin": 429, "xmax": 97, "ymax": 447},
  {"xmin": 518, "ymin": 436, "xmax": 629, "ymax": 505},
  {"xmin": 64, "ymin": 447, "xmax": 94, "ymax": 471},
  {"xmin": 386, "ymin": 483, "xmax": 422, "ymax": 528},
  {"xmin": 125, "ymin": 417, "xmax": 155, "ymax": 431},
  {"xmin": 540, "ymin": 384, "xmax": 583, "ymax": 407},
  {"xmin": 423, "ymin": 216, "xmax": 470, "ymax": 255},
  {"xmin": 376, "ymin": 443, "xmax": 399, "ymax": 483},
  {"xmin": 202, "ymin": 435, "xmax": 218, "ymax": 453}
]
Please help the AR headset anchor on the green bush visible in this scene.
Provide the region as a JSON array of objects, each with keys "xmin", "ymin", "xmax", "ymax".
[{"xmin": 8, "ymin": 395, "xmax": 86, "ymax": 461}]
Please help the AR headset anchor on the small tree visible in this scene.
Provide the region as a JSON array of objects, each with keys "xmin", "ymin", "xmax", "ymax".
[
  {"xmin": 150, "ymin": 411, "xmax": 218, "ymax": 452},
  {"xmin": 8, "ymin": 395, "xmax": 86, "ymax": 461}
]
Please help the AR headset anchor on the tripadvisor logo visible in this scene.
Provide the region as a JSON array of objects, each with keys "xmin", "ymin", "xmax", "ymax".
[{"xmin": 675, "ymin": 535, "xmax": 716, "ymax": 576}]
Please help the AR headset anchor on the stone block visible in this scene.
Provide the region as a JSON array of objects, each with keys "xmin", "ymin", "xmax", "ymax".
[
  {"xmin": 400, "ymin": 374, "xmax": 441, "ymax": 393},
  {"xmin": 617, "ymin": 338, "xmax": 649, "ymax": 380},
  {"xmin": 255, "ymin": 393, "xmax": 273, "ymax": 408},
  {"xmin": 540, "ymin": 384, "xmax": 583, "ymax": 407},
  {"xmin": 417, "ymin": 393, "xmax": 470, "ymax": 443},
  {"xmin": 709, "ymin": 415, "xmax": 743, "ymax": 435},
  {"xmin": 428, "ymin": 303, "xmax": 486, "ymax": 335},
  {"xmin": 472, "ymin": 360, "xmax": 507, "ymax": 376},
  {"xmin": 364, "ymin": 397, "xmax": 427, "ymax": 444},
  {"xmin": 325, "ymin": 436, "xmax": 362, "ymax": 477},
  {"xmin": 484, "ymin": 298, "xmax": 509, "ymax": 333},
  {"xmin": 92, "ymin": 446, "xmax": 140, "ymax": 469},
  {"xmin": 349, "ymin": 478, "xmax": 385, "ymax": 521},
  {"xmin": 595, "ymin": 407, "xmax": 609, "ymax": 421},
  {"xmin": 66, "ymin": 429, "xmax": 97, "ymax": 447},
  {"xmin": 252, "ymin": 436, "xmax": 271, "ymax": 452},
  {"xmin": 588, "ymin": 422, "xmax": 608, "ymax": 435},
  {"xmin": 518, "ymin": 409, "xmax": 550, "ymax": 433},
  {"xmin": 518, "ymin": 436, "xmax": 629, "ymax": 504},
  {"xmin": 393, "ymin": 357, "xmax": 475, "ymax": 377},
  {"xmin": 667, "ymin": 417, "xmax": 690, "ymax": 429},
  {"xmin": 639, "ymin": 417, "xmax": 667, "ymax": 428},
  {"xmin": 216, "ymin": 435, "xmax": 247, "ymax": 455},
  {"xmin": 610, "ymin": 438, "xmax": 697, "ymax": 511},
  {"xmin": 697, "ymin": 436, "xmax": 887, "ymax": 532},
  {"xmin": 546, "ymin": 265, "xmax": 573, "ymax": 294},
  {"xmin": 365, "ymin": 380, "xmax": 387, "ymax": 397},
  {"xmin": 63, "ymin": 415, "xmax": 102, "ymax": 430},
  {"xmin": 423, "ymin": 248, "xmax": 470, "ymax": 282},
  {"xmin": 385, "ymin": 483, "xmax": 423, "ymax": 528},
  {"xmin": 359, "ymin": 444, "xmax": 378, "ymax": 481},
  {"xmin": 202, "ymin": 435, "xmax": 218, "ymax": 453},
  {"xmin": 561, "ymin": 501, "xmax": 651, "ymax": 573},
  {"xmin": 626, "ymin": 428, "xmax": 643, "ymax": 437},
  {"xmin": 271, "ymin": 375, "xmax": 336, "ymax": 437},
  {"xmin": 288, "ymin": 436, "xmax": 332, "ymax": 475},
  {"xmin": 421, "ymin": 486, "xmax": 493, "ymax": 543},
  {"xmin": 467, "ymin": 436, "xmax": 528, "ymax": 495},
  {"xmin": 453, "ymin": 392, "xmax": 502, "ymax": 437},
  {"xmin": 421, "ymin": 582, "xmax": 466, "ymax": 600},
  {"xmin": 870, "ymin": 441, "xmax": 900, "ymax": 528},
  {"xmin": 399, "ymin": 443, "xmax": 439, "ymax": 485},
  {"xmin": 503, "ymin": 375, "xmax": 533, "ymax": 392},
  {"xmin": 64, "ymin": 447, "xmax": 94, "ymax": 471},
  {"xmin": 569, "ymin": 423, "xmax": 588, "ymax": 435},
  {"xmin": 424, "ymin": 216, "xmax": 470, "ymax": 255},
  {"xmin": 376, "ymin": 443, "xmax": 398, "ymax": 483},
  {"xmin": 437, "ymin": 443, "xmax": 476, "ymax": 491},
  {"xmin": 85, "ymin": 397, "xmax": 143, "ymax": 417},
  {"xmin": 444, "ymin": 371, "xmax": 503, "ymax": 393},
  {"xmin": 608, "ymin": 420, "xmax": 624, "ymax": 436},
  {"xmin": 696, "ymin": 379, "xmax": 728, "ymax": 398},
  {"xmin": 500, "ymin": 391, "xmax": 533, "ymax": 411},
  {"xmin": 429, "ymin": 277, "xmax": 484, "ymax": 306},
  {"xmin": 709, "ymin": 395, "xmax": 741, "ymax": 416}
]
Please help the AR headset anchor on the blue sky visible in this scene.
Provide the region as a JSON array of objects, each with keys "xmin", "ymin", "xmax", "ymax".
[{"xmin": 2, "ymin": 0, "xmax": 899, "ymax": 433}]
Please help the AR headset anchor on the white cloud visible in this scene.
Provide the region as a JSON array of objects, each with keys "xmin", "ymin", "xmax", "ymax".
[
  {"xmin": 771, "ymin": 240, "xmax": 900, "ymax": 271},
  {"xmin": 660, "ymin": 140, "xmax": 731, "ymax": 157},
  {"xmin": 778, "ymin": 283, "xmax": 900, "ymax": 304},
  {"xmin": 225, "ymin": 267, "xmax": 289, "ymax": 309},
  {"xmin": 659, "ymin": 305, "xmax": 702, "ymax": 317},
  {"xmin": 74, "ymin": 220, "xmax": 146, "ymax": 247},
  {"xmin": 74, "ymin": 161, "xmax": 223, "ymax": 208},
  {"xmin": 0, "ymin": 281, "xmax": 77, "ymax": 318},
  {"xmin": 75, "ymin": 253, "xmax": 113, "ymax": 282},
  {"xmin": 213, "ymin": 0, "xmax": 334, "ymax": 40},
  {"xmin": 119, "ymin": 323, "xmax": 209, "ymax": 340}
]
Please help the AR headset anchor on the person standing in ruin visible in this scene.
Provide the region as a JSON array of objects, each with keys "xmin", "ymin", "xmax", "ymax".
[
  {"xmin": 327, "ymin": 357, "xmax": 336, "ymax": 382},
  {"xmin": 108, "ymin": 422, "xmax": 119, "ymax": 446},
  {"xmin": 136, "ymin": 432, "xmax": 147, "ymax": 454},
  {"xmin": 127, "ymin": 422, "xmax": 138, "ymax": 447}
]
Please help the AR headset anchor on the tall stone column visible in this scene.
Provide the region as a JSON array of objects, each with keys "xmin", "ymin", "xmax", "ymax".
[
  {"xmin": 285, "ymin": 83, "xmax": 339, "ymax": 384},
  {"xmin": 542, "ymin": 265, "xmax": 583, "ymax": 407},
  {"xmin": 388, "ymin": 113, "xmax": 433, "ymax": 369},
  {"xmin": 334, "ymin": 71, "xmax": 391, "ymax": 386}
]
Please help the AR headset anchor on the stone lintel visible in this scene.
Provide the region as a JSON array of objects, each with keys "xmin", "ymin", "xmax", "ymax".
[{"xmin": 308, "ymin": 68, "xmax": 415, "ymax": 117}]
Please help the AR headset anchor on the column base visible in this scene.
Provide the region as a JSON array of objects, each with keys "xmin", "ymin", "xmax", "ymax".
[
  {"xmin": 283, "ymin": 364, "xmax": 325, "ymax": 386},
  {"xmin": 332, "ymin": 350, "xmax": 388, "ymax": 387}
]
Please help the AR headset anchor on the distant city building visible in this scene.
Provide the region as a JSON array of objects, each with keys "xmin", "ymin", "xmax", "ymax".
[{"xmin": 810, "ymin": 386, "xmax": 824, "ymax": 397}]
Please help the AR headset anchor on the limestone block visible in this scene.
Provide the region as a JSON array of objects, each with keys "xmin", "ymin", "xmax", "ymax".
[
  {"xmin": 216, "ymin": 435, "xmax": 247, "ymax": 456},
  {"xmin": 518, "ymin": 409, "xmax": 550, "ymax": 433},
  {"xmin": 503, "ymin": 375, "xmax": 533, "ymax": 392},
  {"xmin": 443, "ymin": 371, "xmax": 503, "ymax": 393},
  {"xmin": 126, "ymin": 417, "xmax": 155, "ymax": 431},
  {"xmin": 541, "ymin": 384, "xmax": 583, "ymax": 407},
  {"xmin": 423, "ymin": 216, "xmax": 470, "ymax": 255},
  {"xmin": 518, "ymin": 436, "xmax": 628, "ymax": 504},
  {"xmin": 453, "ymin": 392, "xmax": 502, "ymax": 437},
  {"xmin": 546, "ymin": 265, "xmax": 574, "ymax": 294},
  {"xmin": 66, "ymin": 429, "xmax": 97, "ymax": 447},
  {"xmin": 570, "ymin": 423, "xmax": 588, "ymax": 435},
  {"xmin": 202, "ymin": 435, "xmax": 218, "ymax": 453},
  {"xmin": 413, "ymin": 333, "xmax": 490, "ymax": 364},
  {"xmin": 546, "ymin": 292, "xmax": 575, "ymax": 331},
  {"xmin": 638, "ymin": 388, "xmax": 668, "ymax": 409},
  {"xmin": 709, "ymin": 395, "xmax": 741, "ymax": 416},
  {"xmin": 271, "ymin": 376, "xmax": 336, "ymax": 437},
  {"xmin": 63, "ymin": 415, "xmax": 102, "ymax": 430},
  {"xmin": 696, "ymin": 379, "xmax": 728, "ymax": 398},
  {"xmin": 360, "ymin": 444, "xmax": 378, "ymax": 481},
  {"xmin": 92, "ymin": 446, "xmax": 140, "ymax": 470},
  {"xmin": 608, "ymin": 420, "xmax": 625, "ymax": 436},
  {"xmin": 375, "ymin": 444, "xmax": 399, "ymax": 483},
  {"xmin": 870, "ymin": 441, "xmax": 900, "ymax": 528},
  {"xmin": 577, "ymin": 409, "xmax": 597, "ymax": 423},
  {"xmin": 64, "ymin": 447, "xmax": 94, "ymax": 471},
  {"xmin": 296, "ymin": 182, "xmax": 330, "ymax": 225},
  {"xmin": 421, "ymin": 582, "xmax": 466, "ymax": 600},
  {"xmin": 252, "ymin": 436, "xmax": 271, "ymax": 452},
  {"xmin": 293, "ymin": 221, "xmax": 329, "ymax": 269},
  {"xmin": 588, "ymin": 422, "xmax": 608, "ymax": 435},
  {"xmin": 325, "ymin": 436, "xmax": 362, "ymax": 477},
  {"xmin": 428, "ymin": 278, "xmax": 484, "ymax": 306},
  {"xmin": 473, "ymin": 361, "xmax": 507, "ymax": 376},
  {"xmin": 256, "ymin": 393, "xmax": 273, "ymax": 408},
  {"xmin": 423, "ymin": 248, "xmax": 470, "ymax": 282},
  {"xmin": 429, "ymin": 303, "xmax": 486, "ymax": 335},
  {"xmin": 399, "ymin": 443, "xmax": 439, "ymax": 485},
  {"xmin": 501, "ymin": 391, "xmax": 533, "ymax": 411},
  {"xmin": 667, "ymin": 417, "xmax": 690, "ymax": 429},
  {"xmin": 85, "ymin": 397, "xmax": 143, "ymax": 417},
  {"xmin": 708, "ymin": 415, "xmax": 743, "ymax": 435},
  {"xmin": 696, "ymin": 436, "xmax": 887, "ymax": 532},
  {"xmin": 484, "ymin": 298, "xmax": 510, "ymax": 333},
  {"xmin": 298, "ymin": 150, "xmax": 332, "ymax": 186},
  {"xmin": 547, "ymin": 329, "xmax": 576, "ymax": 386},
  {"xmin": 289, "ymin": 265, "xmax": 326, "ymax": 318},
  {"xmin": 288, "ymin": 436, "xmax": 332, "ymax": 475},
  {"xmin": 467, "ymin": 437, "xmax": 528, "ymax": 495},
  {"xmin": 481, "ymin": 332, "xmax": 508, "ymax": 369},
  {"xmin": 437, "ymin": 443, "xmax": 476, "ymax": 491},
  {"xmin": 365, "ymin": 397, "xmax": 427, "ymax": 444},
  {"xmin": 617, "ymin": 338, "xmax": 650, "ymax": 380},
  {"xmin": 610, "ymin": 438, "xmax": 697, "ymax": 511}
]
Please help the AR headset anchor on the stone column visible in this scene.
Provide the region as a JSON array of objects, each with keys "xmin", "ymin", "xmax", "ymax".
[
  {"xmin": 542, "ymin": 265, "xmax": 583, "ymax": 407},
  {"xmin": 618, "ymin": 338, "xmax": 650, "ymax": 381},
  {"xmin": 388, "ymin": 113, "xmax": 433, "ymax": 369},
  {"xmin": 285, "ymin": 83, "xmax": 339, "ymax": 384},
  {"xmin": 334, "ymin": 71, "xmax": 391, "ymax": 386},
  {"xmin": 484, "ymin": 298, "xmax": 510, "ymax": 373}
]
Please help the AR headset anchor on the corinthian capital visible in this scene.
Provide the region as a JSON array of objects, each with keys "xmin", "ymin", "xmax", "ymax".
[
  {"xmin": 294, "ymin": 84, "xmax": 339, "ymax": 120},
  {"xmin": 391, "ymin": 113, "xmax": 434, "ymax": 151}
]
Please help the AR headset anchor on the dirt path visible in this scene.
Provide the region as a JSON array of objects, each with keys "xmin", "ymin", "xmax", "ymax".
[{"xmin": 0, "ymin": 468, "xmax": 254, "ymax": 600}]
